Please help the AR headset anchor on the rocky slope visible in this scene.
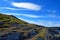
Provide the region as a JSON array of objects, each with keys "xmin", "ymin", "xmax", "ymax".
[{"xmin": 0, "ymin": 13, "xmax": 60, "ymax": 40}]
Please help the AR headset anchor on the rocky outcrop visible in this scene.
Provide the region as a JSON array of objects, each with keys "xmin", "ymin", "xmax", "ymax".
[{"xmin": 0, "ymin": 32, "xmax": 24, "ymax": 40}]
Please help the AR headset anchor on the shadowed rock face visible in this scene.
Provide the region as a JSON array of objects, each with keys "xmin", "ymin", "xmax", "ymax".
[
  {"xmin": 0, "ymin": 32, "xmax": 24, "ymax": 40},
  {"xmin": 47, "ymin": 28, "xmax": 60, "ymax": 40},
  {"xmin": 0, "ymin": 31, "xmax": 37, "ymax": 40}
]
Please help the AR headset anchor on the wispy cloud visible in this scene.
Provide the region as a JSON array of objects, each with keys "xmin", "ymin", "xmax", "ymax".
[
  {"xmin": 48, "ymin": 10, "xmax": 56, "ymax": 13},
  {"xmin": 18, "ymin": 17, "xmax": 36, "ymax": 23},
  {"xmin": 15, "ymin": 14, "xmax": 43, "ymax": 18},
  {"xmin": 17, "ymin": 18, "xmax": 60, "ymax": 27},
  {"xmin": 3, "ymin": 0, "xmax": 42, "ymax": 11},
  {"xmin": 2, "ymin": 13, "xmax": 43, "ymax": 18},
  {"xmin": 47, "ymin": 14, "xmax": 60, "ymax": 18},
  {"xmin": 26, "ymin": 20, "xmax": 60, "ymax": 27},
  {"xmin": 0, "ymin": 7, "xmax": 25, "ymax": 10},
  {"xmin": 11, "ymin": 2, "xmax": 41, "ymax": 11},
  {"xmin": 38, "ymin": 21, "xmax": 60, "ymax": 27},
  {"xmin": 2, "ymin": 13, "xmax": 60, "ymax": 18},
  {"xmin": 4, "ymin": 0, "xmax": 42, "ymax": 11}
]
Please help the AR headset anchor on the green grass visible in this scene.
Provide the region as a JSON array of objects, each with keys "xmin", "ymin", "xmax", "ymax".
[
  {"xmin": 0, "ymin": 13, "xmax": 47, "ymax": 39},
  {"xmin": 0, "ymin": 13, "xmax": 28, "ymax": 27}
]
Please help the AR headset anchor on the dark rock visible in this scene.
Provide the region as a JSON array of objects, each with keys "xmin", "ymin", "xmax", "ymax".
[{"xmin": 0, "ymin": 32, "xmax": 25, "ymax": 40}]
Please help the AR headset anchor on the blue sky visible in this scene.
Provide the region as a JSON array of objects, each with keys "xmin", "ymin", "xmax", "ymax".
[{"xmin": 0, "ymin": 0, "xmax": 60, "ymax": 27}]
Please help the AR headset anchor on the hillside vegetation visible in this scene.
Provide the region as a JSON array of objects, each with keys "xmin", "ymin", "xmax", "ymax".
[
  {"xmin": 0, "ymin": 13, "xmax": 46, "ymax": 40},
  {"xmin": 0, "ymin": 13, "xmax": 60, "ymax": 40}
]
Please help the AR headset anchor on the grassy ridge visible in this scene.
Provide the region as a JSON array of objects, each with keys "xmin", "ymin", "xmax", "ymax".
[{"xmin": 0, "ymin": 13, "xmax": 47, "ymax": 40}]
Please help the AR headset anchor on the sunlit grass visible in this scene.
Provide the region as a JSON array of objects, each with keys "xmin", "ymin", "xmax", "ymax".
[{"xmin": 33, "ymin": 28, "xmax": 47, "ymax": 38}]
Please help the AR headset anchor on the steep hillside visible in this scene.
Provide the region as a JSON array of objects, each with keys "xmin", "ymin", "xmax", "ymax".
[
  {"xmin": 0, "ymin": 13, "xmax": 28, "ymax": 27},
  {"xmin": 0, "ymin": 13, "xmax": 46, "ymax": 40},
  {"xmin": 0, "ymin": 13, "xmax": 60, "ymax": 40},
  {"xmin": 0, "ymin": 13, "xmax": 44, "ymax": 27}
]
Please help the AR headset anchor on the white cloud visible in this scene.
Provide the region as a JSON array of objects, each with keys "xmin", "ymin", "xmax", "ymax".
[
  {"xmin": 0, "ymin": 7, "xmax": 25, "ymax": 10},
  {"xmin": 21, "ymin": 19, "xmax": 60, "ymax": 27},
  {"xmin": 16, "ymin": 14, "xmax": 42, "ymax": 18},
  {"xmin": 2, "ymin": 13, "xmax": 43, "ymax": 18},
  {"xmin": 17, "ymin": 14, "xmax": 60, "ymax": 18},
  {"xmin": 48, "ymin": 15, "xmax": 56, "ymax": 17},
  {"xmin": 11, "ymin": 2, "xmax": 41, "ymax": 11},
  {"xmin": 2, "ymin": 0, "xmax": 42, "ymax": 11},
  {"xmin": 33, "ymin": 20, "xmax": 60, "ymax": 27},
  {"xmin": 2, "ymin": 13, "xmax": 60, "ymax": 18},
  {"xmin": 48, "ymin": 10, "xmax": 56, "ymax": 13},
  {"xmin": 47, "ymin": 22, "xmax": 60, "ymax": 27},
  {"xmin": 19, "ymin": 17, "xmax": 36, "ymax": 23},
  {"xmin": 17, "ymin": 18, "xmax": 60, "ymax": 27},
  {"xmin": 47, "ymin": 14, "xmax": 60, "ymax": 18}
]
